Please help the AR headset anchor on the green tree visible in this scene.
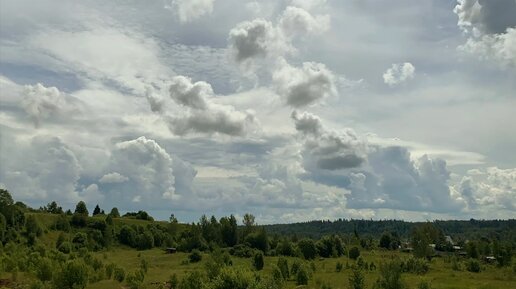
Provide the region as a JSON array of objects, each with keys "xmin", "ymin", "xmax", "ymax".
[
  {"xmin": 220, "ymin": 215, "xmax": 238, "ymax": 247},
  {"xmin": 349, "ymin": 246, "xmax": 360, "ymax": 260},
  {"xmin": 0, "ymin": 213, "xmax": 6, "ymax": 242},
  {"xmin": 348, "ymin": 267, "xmax": 365, "ymax": 289},
  {"xmin": 296, "ymin": 265, "xmax": 309, "ymax": 285},
  {"xmin": 126, "ymin": 269, "xmax": 145, "ymax": 289},
  {"xmin": 74, "ymin": 201, "xmax": 88, "ymax": 215},
  {"xmin": 109, "ymin": 207, "xmax": 120, "ymax": 218},
  {"xmin": 178, "ymin": 271, "xmax": 206, "ymax": 289},
  {"xmin": 277, "ymin": 257, "xmax": 289, "ymax": 280},
  {"xmin": 242, "ymin": 213, "xmax": 255, "ymax": 238},
  {"xmin": 379, "ymin": 233, "xmax": 392, "ymax": 249},
  {"xmin": 25, "ymin": 215, "xmax": 43, "ymax": 237},
  {"xmin": 53, "ymin": 260, "xmax": 89, "ymax": 289},
  {"xmin": 92, "ymin": 204, "xmax": 101, "ymax": 216},
  {"xmin": 253, "ymin": 251, "xmax": 264, "ymax": 271},
  {"xmin": 374, "ymin": 260, "xmax": 406, "ymax": 289},
  {"xmin": 298, "ymin": 238, "xmax": 317, "ymax": 259},
  {"xmin": 189, "ymin": 249, "xmax": 202, "ymax": 263},
  {"xmin": 114, "ymin": 267, "xmax": 126, "ymax": 282}
]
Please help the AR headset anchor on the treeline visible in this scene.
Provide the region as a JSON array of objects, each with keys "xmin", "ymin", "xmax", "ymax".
[
  {"xmin": 263, "ymin": 218, "xmax": 516, "ymax": 240},
  {"xmin": 1, "ymin": 189, "xmax": 515, "ymax": 289}
]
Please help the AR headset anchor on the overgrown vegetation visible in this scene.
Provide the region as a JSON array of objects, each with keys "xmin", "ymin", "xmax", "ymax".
[{"xmin": 0, "ymin": 189, "xmax": 515, "ymax": 289}]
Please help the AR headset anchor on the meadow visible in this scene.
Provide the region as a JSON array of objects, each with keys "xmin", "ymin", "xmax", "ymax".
[{"xmin": 1, "ymin": 192, "xmax": 515, "ymax": 289}]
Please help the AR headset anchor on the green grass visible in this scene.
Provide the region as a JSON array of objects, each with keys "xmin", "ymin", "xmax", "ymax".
[{"xmin": 80, "ymin": 248, "xmax": 516, "ymax": 289}]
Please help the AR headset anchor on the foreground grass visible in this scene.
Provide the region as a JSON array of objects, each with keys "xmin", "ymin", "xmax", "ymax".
[{"xmin": 83, "ymin": 249, "xmax": 515, "ymax": 289}]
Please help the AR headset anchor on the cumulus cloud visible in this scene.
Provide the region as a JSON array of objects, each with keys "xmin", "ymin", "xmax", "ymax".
[
  {"xmin": 279, "ymin": 6, "xmax": 330, "ymax": 37},
  {"xmin": 458, "ymin": 167, "xmax": 516, "ymax": 210},
  {"xmin": 292, "ymin": 111, "xmax": 366, "ymax": 172},
  {"xmin": 228, "ymin": 5, "xmax": 329, "ymax": 68},
  {"xmin": 153, "ymin": 75, "xmax": 257, "ymax": 136},
  {"xmin": 169, "ymin": 75, "xmax": 210, "ymax": 110},
  {"xmin": 291, "ymin": 111, "xmax": 465, "ymax": 213},
  {"xmin": 98, "ymin": 172, "xmax": 129, "ymax": 184},
  {"xmin": 0, "ymin": 135, "xmax": 82, "ymax": 203},
  {"xmin": 21, "ymin": 83, "xmax": 72, "ymax": 127},
  {"xmin": 273, "ymin": 61, "xmax": 337, "ymax": 107},
  {"xmin": 228, "ymin": 19, "xmax": 288, "ymax": 65},
  {"xmin": 382, "ymin": 62, "xmax": 415, "ymax": 86},
  {"xmin": 454, "ymin": 0, "xmax": 516, "ymax": 66},
  {"xmin": 170, "ymin": 0, "xmax": 215, "ymax": 23},
  {"xmin": 103, "ymin": 136, "xmax": 196, "ymax": 204}
]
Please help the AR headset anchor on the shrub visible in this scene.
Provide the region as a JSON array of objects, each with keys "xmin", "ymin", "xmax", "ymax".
[
  {"xmin": 403, "ymin": 257, "xmax": 429, "ymax": 274},
  {"xmin": 126, "ymin": 269, "xmax": 145, "ymax": 289},
  {"xmin": 348, "ymin": 267, "xmax": 365, "ymax": 289},
  {"xmin": 277, "ymin": 257, "xmax": 289, "ymax": 280},
  {"xmin": 53, "ymin": 260, "xmax": 89, "ymax": 289},
  {"xmin": 169, "ymin": 274, "xmax": 179, "ymax": 289},
  {"xmin": 336, "ymin": 261, "xmax": 343, "ymax": 272},
  {"xmin": 417, "ymin": 280, "xmax": 432, "ymax": 289},
  {"xmin": 105, "ymin": 263, "xmax": 116, "ymax": 279},
  {"xmin": 253, "ymin": 252, "xmax": 264, "ymax": 271},
  {"xmin": 349, "ymin": 247, "xmax": 360, "ymax": 260},
  {"xmin": 466, "ymin": 259, "xmax": 481, "ymax": 273},
  {"xmin": 57, "ymin": 242, "xmax": 73, "ymax": 254},
  {"xmin": 374, "ymin": 260, "xmax": 407, "ymax": 289},
  {"xmin": 189, "ymin": 249, "xmax": 202, "ymax": 263},
  {"xmin": 178, "ymin": 271, "xmax": 206, "ymax": 289},
  {"xmin": 291, "ymin": 260, "xmax": 301, "ymax": 276},
  {"xmin": 298, "ymin": 239, "xmax": 317, "ymax": 259},
  {"xmin": 36, "ymin": 258, "xmax": 53, "ymax": 281},
  {"xmin": 296, "ymin": 265, "xmax": 309, "ymax": 285},
  {"xmin": 114, "ymin": 267, "xmax": 126, "ymax": 282},
  {"xmin": 212, "ymin": 267, "xmax": 254, "ymax": 289}
]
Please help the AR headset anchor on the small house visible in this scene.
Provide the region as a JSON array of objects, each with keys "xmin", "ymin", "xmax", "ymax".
[{"xmin": 165, "ymin": 247, "xmax": 177, "ymax": 254}]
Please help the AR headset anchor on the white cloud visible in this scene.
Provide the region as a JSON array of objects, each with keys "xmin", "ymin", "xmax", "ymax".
[
  {"xmin": 170, "ymin": 0, "xmax": 215, "ymax": 23},
  {"xmin": 273, "ymin": 60, "xmax": 337, "ymax": 107},
  {"xmin": 157, "ymin": 75, "xmax": 257, "ymax": 136},
  {"xmin": 0, "ymin": 135, "xmax": 82, "ymax": 203},
  {"xmin": 382, "ymin": 62, "xmax": 415, "ymax": 86},
  {"xmin": 279, "ymin": 6, "xmax": 329, "ymax": 37},
  {"xmin": 98, "ymin": 172, "xmax": 129, "ymax": 184},
  {"xmin": 457, "ymin": 167, "xmax": 516, "ymax": 211},
  {"xmin": 454, "ymin": 0, "xmax": 516, "ymax": 66},
  {"xmin": 228, "ymin": 18, "xmax": 288, "ymax": 66}
]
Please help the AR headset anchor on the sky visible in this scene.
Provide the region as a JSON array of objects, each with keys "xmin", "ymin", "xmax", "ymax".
[{"xmin": 0, "ymin": 0, "xmax": 515, "ymax": 224}]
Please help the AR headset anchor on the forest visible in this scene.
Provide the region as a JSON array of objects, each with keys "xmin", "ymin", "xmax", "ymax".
[{"xmin": 1, "ymin": 189, "xmax": 515, "ymax": 289}]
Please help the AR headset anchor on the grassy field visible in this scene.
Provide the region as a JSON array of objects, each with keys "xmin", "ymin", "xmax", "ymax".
[{"xmin": 70, "ymin": 248, "xmax": 516, "ymax": 289}]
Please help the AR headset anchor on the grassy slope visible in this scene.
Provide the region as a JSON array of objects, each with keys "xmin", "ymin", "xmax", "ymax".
[
  {"xmin": 7, "ymin": 213, "xmax": 516, "ymax": 289},
  {"xmin": 84, "ymin": 249, "xmax": 516, "ymax": 289}
]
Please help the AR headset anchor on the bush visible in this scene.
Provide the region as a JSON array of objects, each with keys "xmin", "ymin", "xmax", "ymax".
[
  {"xmin": 57, "ymin": 242, "xmax": 73, "ymax": 254},
  {"xmin": 417, "ymin": 280, "xmax": 432, "ymax": 289},
  {"xmin": 169, "ymin": 274, "xmax": 179, "ymax": 289},
  {"xmin": 36, "ymin": 258, "xmax": 53, "ymax": 281},
  {"xmin": 403, "ymin": 257, "xmax": 429, "ymax": 274},
  {"xmin": 277, "ymin": 257, "xmax": 289, "ymax": 280},
  {"xmin": 253, "ymin": 252, "xmax": 264, "ymax": 270},
  {"xmin": 349, "ymin": 267, "xmax": 365, "ymax": 289},
  {"xmin": 126, "ymin": 269, "xmax": 145, "ymax": 289},
  {"xmin": 374, "ymin": 260, "xmax": 407, "ymax": 289},
  {"xmin": 296, "ymin": 265, "xmax": 309, "ymax": 285},
  {"xmin": 466, "ymin": 259, "xmax": 481, "ymax": 273},
  {"xmin": 212, "ymin": 267, "xmax": 254, "ymax": 289},
  {"xmin": 189, "ymin": 249, "xmax": 202, "ymax": 263},
  {"xmin": 114, "ymin": 267, "xmax": 126, "ymax": 282},
  {"xmin": 336, "ymin": 261, "xmax": 343, "ymax": 272},
  {"xmin": 349, "ymin": 246, "xmax": 360, "ymax": 260},
  {"xmin": 105, "ymin": 263, "xmax": 116, "ymax": 279},
  {"xmin": 53, "ymin": 260, "xmax": 89, "ymax": 289},
  {"xmin": 298, "ymin": 239, "xmax": 317, "ymax": 259},
  {"xmin": 178, "ymin": 271, "xmax": 206, "ymax": 289}
]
